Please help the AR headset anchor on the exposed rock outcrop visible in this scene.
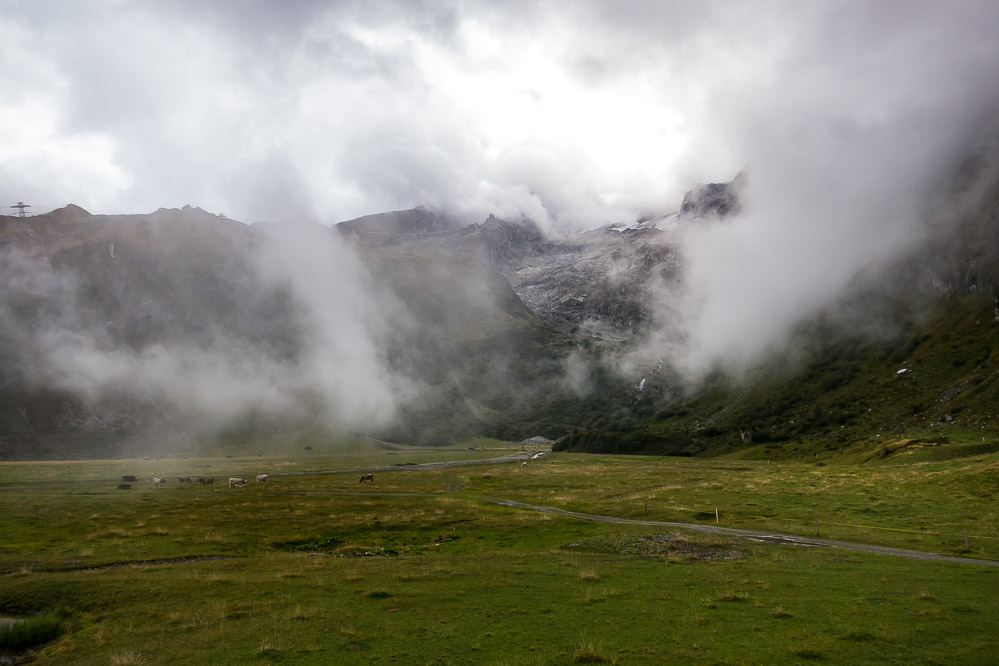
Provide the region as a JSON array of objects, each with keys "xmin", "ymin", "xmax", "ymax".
[{"xmin": 679, "ymin": 171, "xmax": 747, "ymax": 221}]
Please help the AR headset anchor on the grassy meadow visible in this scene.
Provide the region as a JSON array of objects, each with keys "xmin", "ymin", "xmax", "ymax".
[{"xmin": 1, "ymin": 441, "xmax": 997, "ymax": 664}]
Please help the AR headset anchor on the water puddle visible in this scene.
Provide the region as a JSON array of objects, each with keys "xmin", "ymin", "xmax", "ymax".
[
  {"xmin": 0, "ymin": 612, "xmax": 28, "ymax": 627},
  {"xmin": 0, "ymin": 614, "xmax": 30, "ymax": 665}
]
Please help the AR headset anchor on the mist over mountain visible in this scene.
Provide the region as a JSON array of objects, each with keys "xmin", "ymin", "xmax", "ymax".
[
  {"xmin": 2, "ymin": 144, "xmax": 999, "ymax": 461},
  {"xmin": 3, "ymin": 2, "xmax": 999, "ymax": 458}
]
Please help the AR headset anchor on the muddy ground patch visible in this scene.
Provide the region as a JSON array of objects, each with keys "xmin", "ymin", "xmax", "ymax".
[{"xmin": 561, "ymin": 532, "xmax": 745, "ymax": 562}]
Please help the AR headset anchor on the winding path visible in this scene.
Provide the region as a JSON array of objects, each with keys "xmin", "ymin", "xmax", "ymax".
[
  {"xmin": 270, "ymin": 452, "xmax": 998, "ymax": 568},
  {"xmin": 477, "ymin": 497, "xmax": 999, "ymax": 568}
]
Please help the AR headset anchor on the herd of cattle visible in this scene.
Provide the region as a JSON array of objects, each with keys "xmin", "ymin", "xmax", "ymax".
[{"xmin": 116, "ymin": 473, "xmax": 270, "ymax": 490}]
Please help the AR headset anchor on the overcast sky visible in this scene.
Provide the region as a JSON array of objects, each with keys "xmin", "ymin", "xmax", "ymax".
[{"xmin": 4, "ymin": 1, "xmax": 995, "ymax": 229}]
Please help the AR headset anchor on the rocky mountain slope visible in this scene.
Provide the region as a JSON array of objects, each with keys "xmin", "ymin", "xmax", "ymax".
[{"xmin": 338, "ymin": 208, "xmax": 685, "ymax": 341}]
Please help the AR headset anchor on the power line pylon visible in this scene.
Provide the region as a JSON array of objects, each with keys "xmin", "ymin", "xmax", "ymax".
[{"xmin": 11, "ymin": 202, "xmax": 30, "ymax": 217}]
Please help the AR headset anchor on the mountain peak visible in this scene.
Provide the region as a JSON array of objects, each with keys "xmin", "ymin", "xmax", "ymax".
[
  {"xmin": 46, "ymin": 204, "xmax": 93, "ymax": 221},
  {"xmin": 679, "ymin": 171, "xmax": 747, "ymax": 221},
  {"xmin": 337, "ymin": 206, "xmax": 460, "ymax": 236}
]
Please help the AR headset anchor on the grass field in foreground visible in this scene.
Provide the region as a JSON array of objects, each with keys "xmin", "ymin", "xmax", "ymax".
[{"xmin": 0, "ymin": 444, "xmax": 996, "ymax": 664}]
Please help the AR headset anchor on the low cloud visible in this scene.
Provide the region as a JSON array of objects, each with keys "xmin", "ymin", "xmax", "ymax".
[{"xmin": 0, "ymin": 217, "xmax": 416, "ymax": 447}]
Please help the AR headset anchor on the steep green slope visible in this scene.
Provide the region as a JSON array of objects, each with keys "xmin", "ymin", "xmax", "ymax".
[{"xmin": 558, "ymin": 292, "xmax": 999, "ymax": 459}]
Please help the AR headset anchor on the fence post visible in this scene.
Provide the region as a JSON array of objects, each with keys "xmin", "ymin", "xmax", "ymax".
[
  {"xmin": 715, "ymin": 507, "xmax": 719, "ymax": 524},
  {"xmin": 815, "ymin": 518, "xmax": 819, "ymax": 537},
  {"xmin": 965, "ymin": 531, "xmax": 970, "ymax": 549}
]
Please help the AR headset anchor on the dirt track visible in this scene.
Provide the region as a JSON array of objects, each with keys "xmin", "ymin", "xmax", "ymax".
[
  {"xmin": 270, "ymin": 453, "xmax": 999, "ymax": 568},
  {"xmin": 478, "ymin": 497, "xmax": 999, "ymax": 568}
]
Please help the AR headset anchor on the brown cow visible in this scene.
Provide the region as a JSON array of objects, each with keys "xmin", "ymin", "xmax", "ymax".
[
  {"xmin": 198, "ymin": 477, "xmax": 214, "ymax": 486},
  {"xmin": 122, "ymin": 475, "xmax": 138, "ymax": 483},
  {"xmin": 359, "ymin": 474, "xmax": 374, "ymax": 484},
  {"xmin": 176, "ymin": 476, "xmax": 193, "ymax": 484}
]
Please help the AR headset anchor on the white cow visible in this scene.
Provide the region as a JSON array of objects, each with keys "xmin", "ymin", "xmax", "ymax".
[
  {"xmin": 228, "ymin": 477, "xmax": 246, "ymax": 488},
  {"xmin": 255, "ymin": 474, "xmax": 268, "ymax": 483},
  {"xmin": 152, "ymin": 477, "xmax": 165, "ymax": 487},
  {"xmin": 521, "ymin": 461, "xmax": 528, "ymax": 468}
]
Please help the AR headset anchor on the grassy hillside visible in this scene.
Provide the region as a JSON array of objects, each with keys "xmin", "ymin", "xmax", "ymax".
[{"xmin": 558, "ymin": 291, "xmax": 999, "ymax": 459}]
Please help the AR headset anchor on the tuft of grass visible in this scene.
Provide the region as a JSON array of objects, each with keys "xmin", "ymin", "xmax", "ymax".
[
  {"xmin": 771, "ymin": 605, "xmax": 793, "ymax": 618},
  {"xmin": 578, "ymin": 569, "xmax": 600, "ymax": 582},
  {"xmin": 291, "ymin": 604, "xmax": 324, "ymax": 620},
  {"xmin": 573, "ymin": 641, "xmax": 615, "ymax": 663},
  {"xmin": 109, "ymin": 651, "xmax": 144, "ymax": 665},
  {"xmin": 716, "ymin": 589, "xmax": 749, "ymax": 602},
  {"xmin": 366, "ymin": 590, "xmax": 392, "ymax": 599}
]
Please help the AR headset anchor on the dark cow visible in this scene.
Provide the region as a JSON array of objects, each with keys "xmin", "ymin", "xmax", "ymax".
[
  {"xmin": 177, "ymin": 476, "xmax": 193, "ymax": 484},
  {"xmin": 122, "ymin": 475, "xmax": 138, "ymax": 483},
  {"xmin": 198, "ymin": 477, "xmax": 214, "ymax": 486},
  {"xmin": 359, "ymin": 474, "xmax": 374, "ymax": 484}
]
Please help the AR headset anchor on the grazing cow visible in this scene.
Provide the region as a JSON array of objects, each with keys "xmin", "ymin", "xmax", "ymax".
[
  {"xmin": 359, "ymin": 474, "xmax": 374, "ymax": 484},
  {"xmin": 122, "ymin": 475, "xmax": 138, "ymax": 483},
  {"xmin": 255, "ymin": 474, "xmax": 268, "ymax": 483},
  {"xmin": 176, "ymin": 476, "xmax": 193, "ymax": 484},
  {"xmin": 152, "ymin": 477, "xmax": 165, "ymax": 487},
  {"xmin": 198, "ymin": 477, "xmax": 214, "ymax": 486},
  {"xmin": 228, "ymin": 477, "xmax": 246, "ymax": 488},
  {"xmin": 117, "ymin": 483, "xmax": 131, "ymax": 490},
  {"xmin": 521, "ymin": 461, "xmax": 528, "ymax": 468}
]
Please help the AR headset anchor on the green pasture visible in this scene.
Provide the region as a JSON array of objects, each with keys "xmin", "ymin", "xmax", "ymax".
[{"xmin": 1, "ymin": 444, "xmax": 997, "ymax": 664}]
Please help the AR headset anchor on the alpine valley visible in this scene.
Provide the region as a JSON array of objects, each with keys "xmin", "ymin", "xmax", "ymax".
[{"xmin": 3, "ymin": 167, "xmax": 999, "ymax": 463}]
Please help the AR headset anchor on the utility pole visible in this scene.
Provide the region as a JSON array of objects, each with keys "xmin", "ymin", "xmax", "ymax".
[{"xmin": 10, "ymin": 202, "xmax": 30, "ymax": 217}]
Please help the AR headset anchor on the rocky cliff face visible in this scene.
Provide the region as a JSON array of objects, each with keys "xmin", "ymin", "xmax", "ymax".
[
  {"xmin": 337, "ymin": 206, "xmax": 693, "ymax": 341},
  {"xmin": 679, "ymin": 171, "xmax": 747, "ymax": 221},
  {"xmin": 495, "ymin": 226, "xmax": 681, "ymax": 340}
]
